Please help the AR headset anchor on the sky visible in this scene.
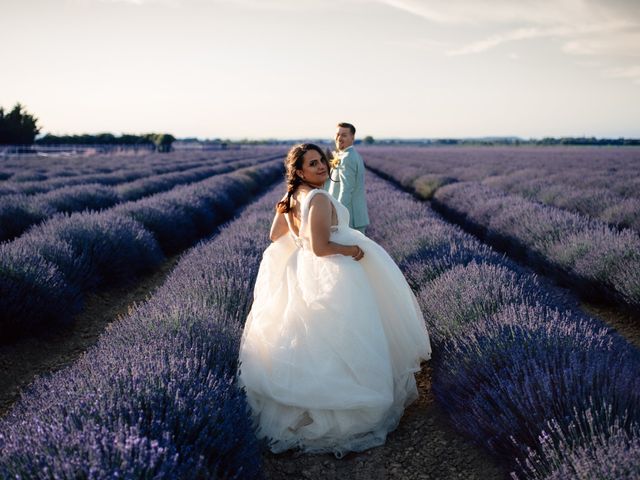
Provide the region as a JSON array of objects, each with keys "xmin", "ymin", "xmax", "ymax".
[{"xmin": 1, "ymin": 0, "xmax": 639, "ymax": 139}]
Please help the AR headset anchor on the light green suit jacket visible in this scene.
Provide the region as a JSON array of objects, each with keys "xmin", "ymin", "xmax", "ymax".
[{"xmin": 326, "ymin": 146, "xmax": 370, "ymax": 229}]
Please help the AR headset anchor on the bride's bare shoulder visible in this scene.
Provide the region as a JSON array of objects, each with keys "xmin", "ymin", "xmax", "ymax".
[{"xmin": 307, "ymin": 190, "xmax": 332, "ymax": 211}]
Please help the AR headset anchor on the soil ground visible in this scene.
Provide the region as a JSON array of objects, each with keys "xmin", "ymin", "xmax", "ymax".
[
  {"xmin": 262, "ymin": 363, "xmax": 509, "ymax": 480},
  {"xmin": 581, "ymin": 301, "xmax": 640, "ymax": 349},
  {"xmin": 0, "ymin": 254, "xmax": 181, "ymax": 418}
]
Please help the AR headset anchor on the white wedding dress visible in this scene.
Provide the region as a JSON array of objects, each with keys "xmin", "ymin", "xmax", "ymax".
[{"xmin": 238, "ymin": 189, "xmax": 431, "ymax": 456}]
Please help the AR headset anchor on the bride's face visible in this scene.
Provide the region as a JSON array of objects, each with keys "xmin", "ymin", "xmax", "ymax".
[{"xmin": 297, "ymin": 150, "xmax": 329, "ymax": 187}]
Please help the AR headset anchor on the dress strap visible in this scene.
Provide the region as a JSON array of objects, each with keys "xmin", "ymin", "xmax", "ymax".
[{"xmin": 299, "ymin": 189, "xmax": 333, "ymax": 238}]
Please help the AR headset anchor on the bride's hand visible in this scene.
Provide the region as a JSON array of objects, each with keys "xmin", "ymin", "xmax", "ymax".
[{"xmin": 351, "ymin": 245, "xmax": 364, "ymax": 261}]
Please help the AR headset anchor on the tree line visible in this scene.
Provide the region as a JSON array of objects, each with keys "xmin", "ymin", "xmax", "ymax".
[
  {"xmin": 535, "ymin": 137, "xmax": 640, "ymax": 146},
  {"xmin": 360, "ymin": 137, "xmax": 640, "ymax": 146},
  {"xmin": 2, "ymin": 102, "xmax": 638, "ymax": 149},
  {"xmin": 37, "ymin": 133, "xmax": 176, "ymax": 152},
  {"xmin": 0, "ymin": 103, "xmax": 175, "ymax": 152}
]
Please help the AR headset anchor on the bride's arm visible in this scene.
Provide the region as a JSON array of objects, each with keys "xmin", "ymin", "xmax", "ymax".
[
  {"xmin": 270, "ymin": 193, "xmax": 291, "ymax": 241},
  {"xmin": 269, "ymin": 211, "xmax": 288, "ymax": 241},
  {"xmin": 308, "ymin": 194, "xmax": 363, "ymax": 260}
]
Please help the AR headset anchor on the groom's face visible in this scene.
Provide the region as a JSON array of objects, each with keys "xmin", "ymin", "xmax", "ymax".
[{"xmin": 335, "ymin": 127, "xmax": 354, "ymax": 151}]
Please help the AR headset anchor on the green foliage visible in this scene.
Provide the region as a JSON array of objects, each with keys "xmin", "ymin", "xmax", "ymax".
[
  {"xmin": 363, "ymin": 135, "xmax": 375, "ymax": 144},
  {"xmin": 537, "ymin": 137, "xmax": 640, "ymax": 146},
  {"xmin": 36, "ymin": 132, "xmax": 176, "ymax": 152},
  {"xmin": 144, "ymin": 133, "xmax": 176, "ymax": 152},
  {"xmin": 37, "ymin": 133, "xmax": 150, "ymax": 146},
  {"xmin": 0, "ymin": 103, "xmax": 41, "ymax": 145},
  {"xmin": 413, "ymin": 174, "xmax": 457, "ymax": 199}
]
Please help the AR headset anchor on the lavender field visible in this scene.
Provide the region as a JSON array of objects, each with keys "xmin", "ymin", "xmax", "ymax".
[
  {"xmin": 0, "ymin": 149, "xmax": 283, "ymax": 242},
  {"xmin": 0, "ymin": 149, "xmax": 285, "ymax": 341},
  {"xmin": 1, "ymin": 146, "xmax": 639, "ymax": 478},
  {"xmin": 364, "ymin": 146, "xmax": 640, "ymax": 313}
]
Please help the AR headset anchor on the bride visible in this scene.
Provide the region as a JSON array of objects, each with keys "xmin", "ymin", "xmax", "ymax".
[{"xmin": 238, "ymin": 143, "xmax": 431, "ymax": 457}]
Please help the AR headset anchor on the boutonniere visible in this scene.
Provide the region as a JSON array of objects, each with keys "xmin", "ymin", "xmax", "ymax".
[
  {"xmin": 330, "ymin": 150, "xmax": 346, "ymax": 168},
  {"xmin": 330, "ymin": 150, "xmax": 341, "ymax": 168}
]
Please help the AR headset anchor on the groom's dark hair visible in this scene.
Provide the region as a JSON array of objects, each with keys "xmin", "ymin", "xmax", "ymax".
[{"xmin": 337, "ymin": 122, "xmax": 356, "ymax": 135}]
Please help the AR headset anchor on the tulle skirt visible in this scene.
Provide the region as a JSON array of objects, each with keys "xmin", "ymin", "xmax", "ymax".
[{"xmin": 238, "ymin": 227, "xmax": 431, "ymax": 456}]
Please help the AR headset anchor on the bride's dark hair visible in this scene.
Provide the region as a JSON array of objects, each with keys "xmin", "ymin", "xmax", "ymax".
[{"xmin": 276, "ymin": 143, "xmax": 330, "ymax": 214}]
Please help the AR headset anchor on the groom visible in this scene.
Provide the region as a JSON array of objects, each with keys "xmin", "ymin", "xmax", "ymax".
[{"xmin": 326, "ymin": 122, "xmax": 370, "ymax": 234}]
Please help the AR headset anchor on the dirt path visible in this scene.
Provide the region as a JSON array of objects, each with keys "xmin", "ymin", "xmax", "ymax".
[
  {"xmin": 581, "ymin": 301, "xmax": 640, "ymax": 349},
  {"xmin": 262, "ymin": 363, "xmax": 508, "ymax": 480},
  {"xmin": 0, "ymin": 254, "xmax": 182, "ymax": 418}
]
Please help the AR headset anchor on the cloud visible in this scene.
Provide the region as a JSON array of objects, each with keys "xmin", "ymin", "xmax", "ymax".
[
  {"xmin": 384, "ymin": 37, "xmax": 451, "ymax": 52},
  {"xmin": 562, "ymin": 30, "xmax": 640, "ymax": 57},
  {"xmin": 446, "ymin": 26, "xmax": 548, "ymax": 56},
  {"xmin": 79, "ymin": 0, "xmax": 640, "ymax": 86},
  {"xmin": 563, "ymin": 39, "xmax": 606, "ymax": 55},
  {"xmin": 95, "ymin": 0, "xmax": 182, "ymax": 5},
  {"xmin": 375, "ymin": 0, "xmax": 640, "ymax": 85},
  {"xmin": 604, "ymin": 65, "xmax": 640, "ymax": 84},
  {"xmin": 446, "ymin": 20, "xmax": 635, "ymax": 56},
  {"xmin": 374, "ymin": 0, "xmax": 622, "ymax": 26},
  {"xmin": 574, "ymin": 59, "xmax": 603, "ymax": 68}
]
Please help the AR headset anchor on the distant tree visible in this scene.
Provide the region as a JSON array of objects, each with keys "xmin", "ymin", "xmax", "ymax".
[
  {"xmin": 435, "ymin": 138, "xmax": 458, "ymax": 145},
  {"xmin": 0, "ymin": 103, "xmax": 41, "ymax": 145},
  {"xmin": 96, "ymin": 133, "xmax": 115, "ymax": 143},
  {"xmin": 119, "ymin": 134, "xmax": 150, "ymax": 145},
  {"xmin": 145, "ymin": 133, "xmax": 176, "ymax": 153},
  {"xmin": 363, "ymin": 135, "xmax": 375, "ymax": 145}
]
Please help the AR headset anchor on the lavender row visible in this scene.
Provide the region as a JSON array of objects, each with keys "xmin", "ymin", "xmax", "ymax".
[
  {"xmin": 0, "ymin": 149, "xmax": 282, "ymax": 196},
  {"xmin": 0, "ymin": 185, "xmax": 282, "ymax": 478},
  {"xmin": 431, "ymin": 181, "xmax": 640, "ymax": 309},
  {"xmin": 484, "ymin": 170, "xmax": 640, "ymax": 233},
  {"xmin": 364, "ymin": 149, "xmax": 640, "ymax": 309},
  {"xmin": 362, "ymin": 145, "xmax": 640, "ymax": 198},
  {"xmin": 0, "ymin": 160, "xmax": 282, "ymax": 341},
  {"xmin": 364, "ymin": 173, "xmax": 640, "ymax": 478},
  {"xmin": 0, "ymin": 147, "xmax": 284, "ymax": 186},
  {"xmin": 2, "ymin": 170, "xmax": 637, "ymax": 477},
  {"xmin": 0, "ymin": 152, "xmax": 180, "ymax": 183},
  {"xmin": 0, "ymin": 153, "xmax": 282, "ymax": 242},
  {"xmin": 363, "ymin": 146, "xmax": 640, "ymax": 231},
  {"xmin": 0, "ymin": 154, "xmax": 215, "ymax": 194}
]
